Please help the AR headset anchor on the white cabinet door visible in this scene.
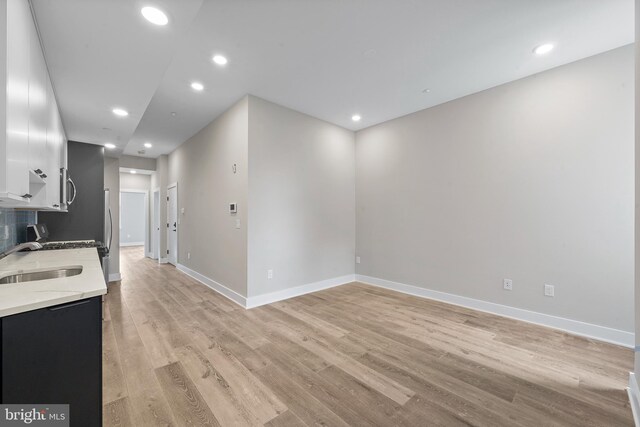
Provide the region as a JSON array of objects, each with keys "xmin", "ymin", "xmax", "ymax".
[
  {"xmin": 0, "ymin": 0, "xmax": 67, "ymax": 208},
  {"xmin": 26, "ymin": 10, "xmax": 50, "ymax": 207},
  {"xmin": 28, "ymin": 16, "xmax": 48, "ymax": 178},
  {"xmin": 3, "ymin": 0, "xmax": 31, "ymax": 200},
  {"xmin": 45, "ymin": 78, "xmax": 61, "ymax": 209}
]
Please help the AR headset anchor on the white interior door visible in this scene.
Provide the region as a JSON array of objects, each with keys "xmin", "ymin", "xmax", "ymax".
[
  {"xmin": 153, "ymin": 190, "xmax": 160, "ymax": 260},
  {"xmin": 167, "ymin": 185, "xmax": 178, "ymax": 265}
]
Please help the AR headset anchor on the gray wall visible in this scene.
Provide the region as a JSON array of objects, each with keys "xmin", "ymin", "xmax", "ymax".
[
  {"xmin": 120, "ymin": 192, "xmax": 146, "ymax": 245},
  {"xmin": 356, "ymin": 45, "xmax": 634, "ymax": 332},
  {"xmin": 0, "ymin": 209, "xmax": 36, "ymax": 253},
  {"xmin": 120, "ymin": 172, "xmax": 151, "ymax": 191},
  {"xmin": 247, "ymin": 96, "xmax": 356, "ymax": 297},
  {"xmin": 119, "ymin": 154, "xmax": 156, "ymax": 171},
  {"xmin": 104, "ymin": 156, "xmax": 120, "ymax": 278},
  {"xmin": 169, "ymin": 96, "xmax": 249, "ymax": 296}
]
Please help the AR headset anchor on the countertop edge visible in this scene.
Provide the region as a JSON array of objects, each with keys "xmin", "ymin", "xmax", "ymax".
[{"xmin": 0, "ymin": 288, "xmax": 107, "ymax": 318}]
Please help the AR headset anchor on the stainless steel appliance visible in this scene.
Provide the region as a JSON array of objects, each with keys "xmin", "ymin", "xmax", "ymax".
[
  {"xmin": 26, "ymin": 223, "xmax": 110, "ymax": 284},
  {"xmin": 103, "ymin": 189, "xmax": 113, "ymax": 282}
]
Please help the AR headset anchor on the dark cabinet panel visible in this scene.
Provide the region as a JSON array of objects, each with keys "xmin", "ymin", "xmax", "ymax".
[{"xmin": 1, "ymin": 297, "xmax": 102, "ymax": 427}]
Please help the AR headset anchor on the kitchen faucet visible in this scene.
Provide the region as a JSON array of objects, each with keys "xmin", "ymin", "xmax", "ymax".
[{"xmin": 0, "ymin": 242, "xmax": 43, "ymax": 261}]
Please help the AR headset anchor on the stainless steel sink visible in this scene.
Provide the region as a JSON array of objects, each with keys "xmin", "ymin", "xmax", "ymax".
[{"xmin": 0, "ymin": 267, "xmax": 83, "ymax": 284}]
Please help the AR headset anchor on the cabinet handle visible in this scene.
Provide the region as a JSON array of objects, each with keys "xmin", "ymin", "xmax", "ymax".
[
  {"xmin": 49, "ymin": 299, "xmax": 92, "ymax": 311},
  {"xmin": 34, "ymin": 169, "xmax": 42, "ymax": 174},
  {"xmin": 40, "ymin": 173, "xmax": 47, "ymax": 179},
  {"xmin": 67, "ymin": 177, "xmax": 77, "ymax": 205},
  {"xmin": 53, "ymin": 204, "xmax": 60, "ymax": 208},
  {"xmin": 22, "ymin": 193, "xmax": 32, "ymax": 199}
]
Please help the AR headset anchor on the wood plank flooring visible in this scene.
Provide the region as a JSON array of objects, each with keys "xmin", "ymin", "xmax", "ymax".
[{"xmin": 103, "ymin": 246, "xmax": 634, "ymax": 426}]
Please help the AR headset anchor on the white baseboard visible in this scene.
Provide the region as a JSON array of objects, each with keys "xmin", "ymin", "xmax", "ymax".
[
  {"xmin": 108, "ymin": 273, "xmax": 122, "ymax": 283},
  {"xmin": 120, "ymin": 242, "xmax": 144, "ymax": 247},
  {"xmin": 176, "ymin": 264, "xmax": 246, "ymax": 308},
  {"xmin": 159, "ymin": 257, "xmax": 168, "ymax": 264},
  {"xmin": 629, "ymin": 372, "xmax": 640, "ymax": 426},
  {"xmin": 169, "ymin": 263, "xmax": 632, "ymax": 347},
  {"xmin": 174, "ymin": 263, "xmax": 354, "ymax": 310},
  {"xmin": 246, "ymin": 274, "xmax": 356, "ymax": 308},
  {"xmin": 356, "ymin": 274, "xmax": 634, "ymax": 348}
]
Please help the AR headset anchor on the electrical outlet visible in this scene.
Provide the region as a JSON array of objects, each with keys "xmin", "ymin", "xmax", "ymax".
[
  {"xmin": 544, "ymin": 284, "xmax": 555, "ymax": 297},
  {"xmin": 267, "ymin": 269, "xmax": 273, "ymax": 279},
  {"xmin": 356, "ymin": 256, "xmax": 361, "ymax": 264},
  {"xmin": 187, "ymin": 252, "xmax": 191, "ymax": 260},
  {"xmin": 503, "ymin": 278, "xmax": 513, "ymax": 291}
]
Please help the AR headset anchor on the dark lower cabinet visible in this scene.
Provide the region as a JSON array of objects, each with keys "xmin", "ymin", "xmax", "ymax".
[{"xmin": 0, "ymin": 296, "xmax": 102, "ymax": 427}]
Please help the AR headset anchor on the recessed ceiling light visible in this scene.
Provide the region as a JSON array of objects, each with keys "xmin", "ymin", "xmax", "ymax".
[
  {"xmin": 170, "ymin": 112, "xmax": 177, "ymax": 117},
  {"xmin": 104, "ymin": 143, "xmax": 116, "ymax": 149},
  {"xmin": 352, "ymin": 115, "xmax": 361, "ymax": 122},
  {"xmin": 212, "ymin": 55, "xmax": 228, "ymax": 66},
  {"xmin": 422, "ymin": 88, "xmax": 431, "ymax": 93},
  {"xmin": 191, "ymin": 82, "xmax": 204, "ymax": 91},
  {"xmin": 130, "ymin": 170, "xmax": 137, "ymax": 174},
  {"xmin": 141, "ymin": 6, "xmax": 168, "ymax": 26},
  {"xmin": 112, "ymin": 108, "xmax": 129, "ymax": 117},
  {"xmin": 533, "ymin": 43, "xmax": 554, "ymax": 55},
  {"xmin": 144, "ymin": 142, "xmax": 152, "ymax": 148}
]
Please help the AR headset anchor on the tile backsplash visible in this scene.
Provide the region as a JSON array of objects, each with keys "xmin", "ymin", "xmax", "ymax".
[{"xmin": 0, "ymin": 208, "xmax": 37, "ymax": 253}]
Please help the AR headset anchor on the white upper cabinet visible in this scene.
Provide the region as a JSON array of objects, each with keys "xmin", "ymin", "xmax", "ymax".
[
  {"xmin": 1, "ymin": 0, "xmax": 31, "ymax": 202},
  {"xmin": 0, "ymin": 0, "xmax": 67, "ymax": 210}
]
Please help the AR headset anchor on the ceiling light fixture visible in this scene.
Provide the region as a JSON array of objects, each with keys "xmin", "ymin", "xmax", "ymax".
[
  {"xmin": 212, "ymin": 55, "xmax": 228, "ymax": 65},
  {"xmin": 191, "ymin": 82, "xmax": 204, "ymax": 91},
  {"xmin": 144, "ymin": 142, "xmax": 152, "ymax": 148},
  {"xmin": 104, "ymin": 143, "xmax": 116, "ymax": 149},
  {"xmin": 112, "ymin": 108, "xmax": 129, "ymax": 117},
  {"xmin": 422, "ymin": 88, "xmax": 431, "ymax": 93},
  {"xmin": 352, "ymin": 115, "xmax": 361, "ymax": 122},
  {"xmin": 533, "ymin": 43, "xmax": 554, "ymax": 55},
  {"xmin": 141, "ymin": 6, "xmax": 168, "ymax": 26},
  {"xmin": 130, "ymin": 170, "xmax": 137, "ymax": 174}
]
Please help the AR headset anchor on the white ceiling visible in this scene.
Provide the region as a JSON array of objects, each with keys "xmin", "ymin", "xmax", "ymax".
[
  {"xmin": 31, "ymin": 0, "xmax": 203, "ymax": 156},
  {"xmin": 33, "ymin": 0, "xmax": 634, "ymax": 159}
]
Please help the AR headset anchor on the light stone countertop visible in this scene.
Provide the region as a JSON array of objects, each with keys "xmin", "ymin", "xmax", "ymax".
[{"xmin": 0, "ymin": 248, "xmax": 107, "ymax": 317}]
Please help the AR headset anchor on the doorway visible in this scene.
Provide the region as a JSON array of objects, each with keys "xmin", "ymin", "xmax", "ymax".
[
  {"xmin": 167, "ymin": 183, "xmax": 178, "ymax": 265},
  {"xmin": 119, "ymin": 189, "xmax": 149, "ymax": 256}
]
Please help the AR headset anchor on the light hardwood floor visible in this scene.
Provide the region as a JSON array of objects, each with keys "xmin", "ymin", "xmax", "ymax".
[{"xmin": 103, "ymin": 246, "xmax": 634, "ymax": 426}]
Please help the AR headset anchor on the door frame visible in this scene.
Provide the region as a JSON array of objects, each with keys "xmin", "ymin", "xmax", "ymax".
[
  {"xmin": 167, "ymin": 183, "xmax": 178, "ymax": 266},
  {"xmin": 119, "ymin": 188, "xmax": 150, "ymax": 256},
  {"xmin": 152, "ymin": 187, "xmax": 160, "ymax": 260}
]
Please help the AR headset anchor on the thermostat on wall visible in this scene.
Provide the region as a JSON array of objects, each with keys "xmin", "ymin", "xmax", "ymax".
[{"xmin": 229, "ymin": 203, "xmax": 237, "ymax": 214}]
